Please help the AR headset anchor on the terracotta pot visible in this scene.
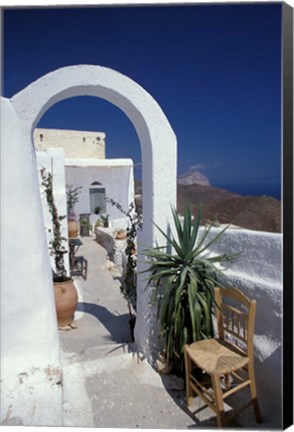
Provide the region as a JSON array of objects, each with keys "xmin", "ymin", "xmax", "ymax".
[
  {"xmin": 116, "ymin": 229, "xmax": 127, "ymax": 240},
  {"xmin": 54, "ymin": 278, "xmax": 78, "ymax": 327},
  {"xmin": 68, "ymin": 220, "xmax": 79, "ymax": 238}
]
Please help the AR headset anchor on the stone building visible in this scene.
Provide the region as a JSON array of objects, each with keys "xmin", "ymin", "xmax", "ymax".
[{"xmin": 34, "ymin": 127, "xmax": 105, "ymax": 159}]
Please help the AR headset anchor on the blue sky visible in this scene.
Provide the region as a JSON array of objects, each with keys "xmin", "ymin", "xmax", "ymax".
[{"xmin": 3, "ymin": 3, "xmax": 282, "ymax": 196}]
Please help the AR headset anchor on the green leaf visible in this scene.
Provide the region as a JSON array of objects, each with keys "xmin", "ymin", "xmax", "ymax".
[
  {"xmin": 171, "ymin": 206, "xmax": 184, "ymax": 249},
  {"xmin": 197, "ymin": 224, "xmax": 231, "ymax": 256},
  {"xmin": 197, "ymin": 292, "xmax": 211, "ymax": 337},
  {"xmin": 194, "ymin": 299, "xmax": 202, "ymax": 341}
]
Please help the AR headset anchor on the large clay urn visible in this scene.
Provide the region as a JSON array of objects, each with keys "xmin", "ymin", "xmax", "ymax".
[
  {"xmin": 68, "ymin": 220, "xmax": 79, "ymax": 238},
  {"xmin": 54, "ymin": 278, "xmax": 78, "ymax": 327}
]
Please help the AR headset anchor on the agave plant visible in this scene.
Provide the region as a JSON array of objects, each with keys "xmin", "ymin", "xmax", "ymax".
[{"xmin": 142, "ymin": 205, "xmax": 238, "ymax": 375}]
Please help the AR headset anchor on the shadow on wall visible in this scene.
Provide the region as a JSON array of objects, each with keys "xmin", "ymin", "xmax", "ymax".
[
  {"xmin": 77, "ymin": 301, "xmax": 132, "ymax": 344},
  {"xmin": 253, "ymin": 345, "xmax": 282, "ymax": 428}
]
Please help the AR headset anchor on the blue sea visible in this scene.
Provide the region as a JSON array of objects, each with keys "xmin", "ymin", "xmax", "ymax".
[{"xmin": 212, "ymin": 182, "xmax": 281, "ymax": 200}]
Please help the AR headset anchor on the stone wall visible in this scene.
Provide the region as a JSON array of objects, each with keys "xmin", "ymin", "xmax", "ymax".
[{"xmin": 34, "ymin": 128, "xmax": 105, "ymax": 159}]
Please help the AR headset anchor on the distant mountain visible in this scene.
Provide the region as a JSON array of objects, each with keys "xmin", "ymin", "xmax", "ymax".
[
  {"xmin": 178, "ymin": 169, "xmax": 210, "ymax": 186},
  {"xmin": 134, "ymin": 180, "xmax": 281, "ymax": 233},
  {"xmin": 177, "ymin": 183, "xmax": 281, "ymax": 233}
]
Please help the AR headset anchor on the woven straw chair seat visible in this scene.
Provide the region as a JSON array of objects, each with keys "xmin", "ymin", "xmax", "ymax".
[{"xmin": 186, "ymin": 338, "xmax": 249, "ymax": 375}]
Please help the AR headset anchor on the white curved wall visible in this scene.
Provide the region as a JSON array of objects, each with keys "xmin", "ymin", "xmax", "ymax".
[
  {"xmin": 1, "ymin": 65, "xmax": 177, "ymax": 420},
  {"xmin": 11, "ymin": 64, "xmax": 177, "ymax": 357},
  {"xmin": 11, "ymin": 65, "xmax": 177, "ymax": 246},
  {"xmin": 1, "ymin": 98, "xmax": 63, "ymax": 425}
]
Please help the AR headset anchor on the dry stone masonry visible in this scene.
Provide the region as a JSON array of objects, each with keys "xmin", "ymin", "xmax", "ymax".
[{"xmin": 34, "ymin": 128, "xmax": 105, "ymax": 159}]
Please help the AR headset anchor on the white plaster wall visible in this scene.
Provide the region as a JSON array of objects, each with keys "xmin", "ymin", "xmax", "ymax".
[
  {"xmin": 65, "ymin": 158, "xmax": 134, "ymax": 229},
  {"xmin": 1, "ymin": 98, "xmax": 62, "ymax": 424},
  {"xmin": 199, "ymin": 226, "xmax": 283, "ymax": 427},
  {"xmin": 37, "ymin": 149, "xmax": 70, "ymax": 275}
]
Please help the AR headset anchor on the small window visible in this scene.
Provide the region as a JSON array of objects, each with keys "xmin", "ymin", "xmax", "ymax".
[
  {"xmin": 83, "ymin": 137, "xmax": 86, "ymax": 143},
  {"xmin": 40, "ymin": 134, "xmax": 43, "ymax": 142},
  {"xmin": 89, "ymin": 188, "xmax": 106, "ymax": 213}
]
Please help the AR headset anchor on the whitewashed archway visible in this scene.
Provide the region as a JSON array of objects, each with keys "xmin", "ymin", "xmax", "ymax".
[{"xmin": 7, "ymin": 65, "xmax": 177, "ymax": 361}]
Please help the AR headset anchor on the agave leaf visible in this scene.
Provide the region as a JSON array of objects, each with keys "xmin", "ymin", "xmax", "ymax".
[
  {"xmin": 194, "ymin": 299, "xmax": 202, "ymax": 341},
  {"xmin": 146, "ymin": 269, "xmax": 179, "ymax": 284},
  {"xmin": 203, "ymin": 278, "xmax": 217, "ymax": 305},
  {"xmin": 179, "ymin": 307, "xmax": 186, "ymax": 338},
  {"xmin": 152, "ymin": 219, "xmax": 184, "ymax": 258},
  {"xmin": 166, "ymin": 321, "xmax": 175, "ymax": 360},
  {"xmin": 174, "ymin": 299, "xmax": 183, "ymax": 335},
  {"xmin": 189, "ymin": 207, "xmax": 202, "ymax": 252},
  {"xmin": 171, "ymin": 206, "xmax": 184, "ymax": 249},
  {"xmin": 187, "ymin": 266, "xmax": 203, "ymax": 286},
  {"xmin": 187, "ymin": 277, "xmax": 197, "ymax": 341},
  {"xmin": 159, "ymin": 275, "xmax": 175, "ymax": 321},
  {"xmin": 182, "ymin": 205, "xmax": 192, "ymax": 255},
  {"xmin": 174, "ymin": 266, "xmax": 189, "ymax": 309},
  {"xmin": 141, "ymin": 249, "xmax": 175, "ymax": 260},
  {"xmin": 191, "ymin": 223, "xmax": 214, "ymax": 256},
  {"xmin": 203, "ymin": 253, "xmax": 239, "ymax": 264},
  {"xmin": 182, "ymin": 326, "xmax": 188, "ymax": 352},
  {"xmin": 197, "ymin": 291, "xmax": 211, "ymax": 337},
  {"xmin": 196, "ymin": 224, "xmax": 231, "ymax": 256}
]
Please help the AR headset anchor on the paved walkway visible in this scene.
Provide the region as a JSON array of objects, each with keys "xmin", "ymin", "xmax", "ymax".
[
  {"xmin": 58, "ymin": 236, "xmax": 209, "ymax": 428},
  {"xmin": 58, "ymin": 235, "xmax": 263, "ymax": 429}
]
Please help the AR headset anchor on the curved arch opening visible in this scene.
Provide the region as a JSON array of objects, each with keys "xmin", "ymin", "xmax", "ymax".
[
  {"xmin": 33, "ymin": 93, "xmax": 143, "ymax": 347},
  {"xmin": 11, "ymin": 65, "xmax": 177, "ymax": 356}
]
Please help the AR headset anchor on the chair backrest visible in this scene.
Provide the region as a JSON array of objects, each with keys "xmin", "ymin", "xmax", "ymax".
[{"xmin": 214, "ymin": 286, "xmax": 256, "ymax": 358}]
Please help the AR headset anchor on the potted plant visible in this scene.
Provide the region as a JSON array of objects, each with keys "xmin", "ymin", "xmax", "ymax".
[
  {"xmin": 94, "ymin": 206, "xmax": 101, "ymax": 215},
  {"xmin": 66, "ymin": 184, "xmax": 82, "ymax": 238},
  {"xmin": 41, "ymin": 169, "xmax": 78, "ymax": 328},
  {"xmin": 80, "ymin": 218, "xmax": 92, "ymax": 237},
  {"xmin": 142, "ymin": 205, "xmax": 238, "ymax": 375},
  {"xmin": 100, "ymin": 214, "xmax": 110, "ymax": 228},
  {"xmin": 95, "ymin": 218, "xmax": 104, "ymax": 228}
]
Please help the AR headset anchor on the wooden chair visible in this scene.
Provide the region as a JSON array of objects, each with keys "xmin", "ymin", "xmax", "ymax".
[
  {"xmin": 72, "ymin": 256, "xmax": 88, "ymax": 280},
  {"xmin": 184, "ymin": 286, "xmax": 262, "ymax": 427}
]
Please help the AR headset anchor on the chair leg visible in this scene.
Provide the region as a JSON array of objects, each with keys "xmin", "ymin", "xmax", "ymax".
[
  {"xmin": 248, "ymin": 363, "xmax": 262, "ymax": 423},
  {"xmin": 211, "ymin": 374, "xmax": 225, "ymax": 428},
  {"xmin": 84, "ymin": 258, "xmax": 88, "ymax": 280},
  {"xmin": 224, "ymin": 373, "xmax": 230, "ymax": 390},
  {"xmin": 184, "ymin": 350, "xmax": 193, "ymax": 407}
]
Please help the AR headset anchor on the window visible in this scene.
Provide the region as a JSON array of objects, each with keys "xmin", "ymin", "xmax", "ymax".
[{"xmin": 89, "ymin": 188, "xmax": 106, "ymax": 213}]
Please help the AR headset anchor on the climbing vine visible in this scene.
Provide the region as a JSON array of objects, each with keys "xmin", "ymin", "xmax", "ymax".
[
  {"xmin": 41, "ymin": 168, "xmax": 68, "ymax": 281},
  {"xmin": 106, "ymin": 198, "xmax": 143, "ymax": 313}
]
